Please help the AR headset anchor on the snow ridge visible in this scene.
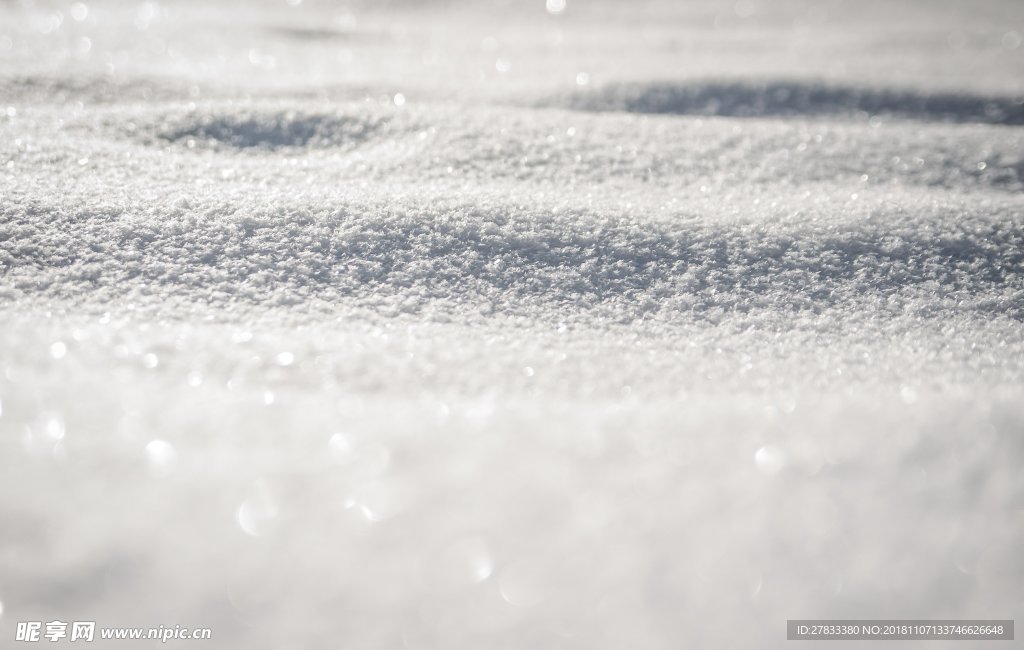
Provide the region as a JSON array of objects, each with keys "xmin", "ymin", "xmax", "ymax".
[{"xmin": 3, "ymin": 195, "xmax": 1021, "ymax": 319}]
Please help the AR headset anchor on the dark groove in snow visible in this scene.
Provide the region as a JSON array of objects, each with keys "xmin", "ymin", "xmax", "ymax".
[
  {"xmin": 558, "ymin": 81, "xmax": 1024, "ymax": 125},
  {"xmin": 158, "ymin": 111, "xmax": 391, "ymax": 150}
]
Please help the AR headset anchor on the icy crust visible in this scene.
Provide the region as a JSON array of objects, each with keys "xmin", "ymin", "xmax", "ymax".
[{"xmin": 2, "ymin": 303, "xmax": 1023, "ymax": 401}]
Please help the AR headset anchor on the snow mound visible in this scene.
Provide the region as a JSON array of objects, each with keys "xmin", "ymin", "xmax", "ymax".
[
  {"xmin": 4, "ymin": 192, "xmax": 1022, "ymax": 320},
  {"xmin": 0, "ymin": 74, "xmax": 198, "ymax": 105}
]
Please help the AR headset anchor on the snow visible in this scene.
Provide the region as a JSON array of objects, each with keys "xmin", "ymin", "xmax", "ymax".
[{"xmin": 1, "ymin": 0, "xmax": 1023, "ymax": 648}]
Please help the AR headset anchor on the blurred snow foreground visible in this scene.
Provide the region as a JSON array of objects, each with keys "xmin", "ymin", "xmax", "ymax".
[{"xmin": 1, "ymin": 0, "xmax": 1023, "ymax": 647}]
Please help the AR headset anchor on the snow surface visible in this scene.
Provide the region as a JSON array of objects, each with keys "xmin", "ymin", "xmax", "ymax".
[{"xmin": 1, "ymin": 0, "xmax": 1023, "ymax": 648}]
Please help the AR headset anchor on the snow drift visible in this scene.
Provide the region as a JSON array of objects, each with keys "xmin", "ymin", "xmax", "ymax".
[{"xmin": 1, "ymin": 0, "xmax": 1022, "ymax": 648}]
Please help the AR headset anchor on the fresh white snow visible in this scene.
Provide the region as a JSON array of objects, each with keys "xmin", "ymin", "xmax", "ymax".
[{"xmin": 1, "ymin": 0, "xmax": 1023, "ymax": 648}]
